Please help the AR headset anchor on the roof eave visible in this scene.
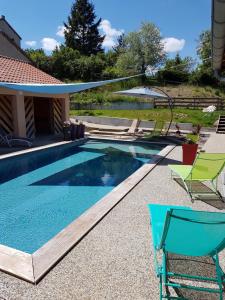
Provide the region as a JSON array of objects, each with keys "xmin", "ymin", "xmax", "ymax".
[{"xmin": 212, "ymin": 0, "xmax": 225, "ymax": 73}]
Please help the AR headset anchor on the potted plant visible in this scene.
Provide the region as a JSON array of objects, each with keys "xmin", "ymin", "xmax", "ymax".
[{"xmin": 182, "ymin": 127, "xmax": 200, "ymax": 165}]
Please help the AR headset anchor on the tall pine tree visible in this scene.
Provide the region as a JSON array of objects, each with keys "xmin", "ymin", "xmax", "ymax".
[
  {"xmin": 113, "ymin": 33, "xmax": 126, "ymax": 55},
  {"xmin": 64, "ymin": 0, "xmax": 104, "ymax": 56}
]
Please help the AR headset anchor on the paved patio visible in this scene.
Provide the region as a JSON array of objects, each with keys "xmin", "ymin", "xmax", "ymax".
[
  {"xmin": 203, "ymin": 132, "xmax": 225, "ymax": 152},
  {"xmin": 0, "ymin": 135, "xmax": 224, "ymax": 299}
]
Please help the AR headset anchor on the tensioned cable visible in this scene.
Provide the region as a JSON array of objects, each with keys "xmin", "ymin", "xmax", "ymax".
[{"xmin": 149, "ymin": 57, "xmax": 211, "ymax": 73}]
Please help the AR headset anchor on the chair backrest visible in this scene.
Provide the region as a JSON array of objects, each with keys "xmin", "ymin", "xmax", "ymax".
[
  {"xmin": 160, "ymin": 209, "xmax": 225, "ymax": 257},
  {"xmin": 0, "ymin": 127, "xmax": 7, "ymax": 137},
  {"xmin": 128, "ymin": 119, "xmax": 139, "ymax": 134},
  {"xmin": 151, "ymin": 120, "xmax": 164, "ymax": 137},
  {"xmin": 164, "ymin": 122, "xmax": 193, "ymax": 132},
  {"xmin": 186, "ymin": 153, "xmax": 225, "ymax": 181}
]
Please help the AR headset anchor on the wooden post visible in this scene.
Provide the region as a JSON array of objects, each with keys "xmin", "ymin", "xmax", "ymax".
[
  {"xmin": 61, "ymin": 95, "xmax": 70, "ymax": 122},
  {"xmin": 153, "ymin": 98, "xmax": 156, "ymax": 108},
  {"xmin": 12, "ymin": 92, "xmax": 27, "ymax": 137},
  {"xmin": 217, "ymin": 98, "xmax": 221, "ymax": 110}
]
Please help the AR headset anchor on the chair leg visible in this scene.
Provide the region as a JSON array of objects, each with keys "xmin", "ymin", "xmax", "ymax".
[
  {"xmin": 214, "ymin": 253, "xmax": 224, "ymax": 300},
  {"xmin": 159, "ymin": 274, "xmax": 163, "ymax": 300},
  {"xmin": 162, "ymin": 250, "xmax": 171, "ymax": 298},
  {"xmin": 5, "ymin": 137, "xmax": 11, "ymax": 147},
  {"xmin": 183, "ymin": 180, "xmax": 194, "ymax": 202}
]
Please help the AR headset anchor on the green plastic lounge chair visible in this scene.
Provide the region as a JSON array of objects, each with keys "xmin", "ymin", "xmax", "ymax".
[
  {"xmin": 145, "ymin": 121, "xmax": 165, "ymax": 140},
  {"xmin": 169, "ymin": 153, "xmax": 225, "ymax": 201},
  {"xmin": 152, "ymin": 120, "xmax": 165, "ymax": 137},
  {"xmin": 148, "ymin": 204, "xmax": 225, "ymax": 299}
]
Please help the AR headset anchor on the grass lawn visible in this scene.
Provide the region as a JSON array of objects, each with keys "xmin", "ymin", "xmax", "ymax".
[{"xmin": 70, "ymin": 108, "xmax": 221, "ymax": 127}]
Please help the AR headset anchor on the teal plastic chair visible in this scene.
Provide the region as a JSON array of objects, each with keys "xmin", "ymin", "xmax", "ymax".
[{"xmin": 148, "ymin": 204, "xmax": 225, "ymax": 299}]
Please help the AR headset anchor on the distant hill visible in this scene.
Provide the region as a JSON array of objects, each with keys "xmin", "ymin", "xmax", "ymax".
[
  {"xmin": 71, "ymin": 82, "xmax": 225, "ymax": 106},
  {"xmin": 154, "ymin": 85, "xmax": 225, "ymax": 98}
]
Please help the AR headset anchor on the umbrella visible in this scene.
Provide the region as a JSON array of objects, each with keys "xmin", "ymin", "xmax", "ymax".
[
  {"xmin": 114, "ymin": 86, "xmax": 174, "ymax": 135},
  {"xmin": 114, "ymin": 87, "xmax": 167, "ymax": 99}
]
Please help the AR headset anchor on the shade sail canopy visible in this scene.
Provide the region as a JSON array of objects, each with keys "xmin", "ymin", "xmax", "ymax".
[
  {"xmin": 0, "ymin": 74, "xmax": 141, "ymax": 95},
  {"xmin": 114, "ymin": 87, "xmax": 167, "ymax": 98}
]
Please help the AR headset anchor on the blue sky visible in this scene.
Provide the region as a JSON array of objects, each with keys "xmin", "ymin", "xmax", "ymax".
[{"xmin": 0, "ymin": 0, "xmax": 211, "ymax": 58}]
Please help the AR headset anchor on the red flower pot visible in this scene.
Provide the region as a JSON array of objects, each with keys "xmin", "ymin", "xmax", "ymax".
[{"xmin": 182, "ymin": 144, "xmax": 198, "ymax": 165}]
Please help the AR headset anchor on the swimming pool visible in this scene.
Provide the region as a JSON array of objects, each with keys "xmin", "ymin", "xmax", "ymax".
[
  {"xmin": 0, "ymin": 139, "xmax": 175, "ymax": 282},
  {"xmin": 0, "ymin": 139, "xmax": 164, "ymax": 255}
]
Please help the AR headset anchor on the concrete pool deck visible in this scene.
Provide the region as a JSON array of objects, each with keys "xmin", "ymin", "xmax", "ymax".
[
  {"xmin": 0, "ymin": 137, "xmax": 224, "ymax": 298},
  {"xmin": 203, "ymin": 132, "xmax": 225, "ymax": 152}
]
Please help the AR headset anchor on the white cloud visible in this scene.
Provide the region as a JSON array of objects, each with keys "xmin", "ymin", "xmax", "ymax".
[
  {"xmin": 162, "ymin": 37, "xmax": 185, "ymax": 53},
  {"xmin": 25, "ymin": 40, "xmax": 37, "ymax": 47},
  {"xmin": 41, "ymin": 37, "xmax": 60, "ymax": 51},
  {"xmin": 102, "ymin": 35, "xmax": 117, "ymax": 48},
  {"xmin": 56, "ymin": 25, "xmax": 66, "ymax": 37},
  {"xmin": 99, "ymin": 19, "xmax": 124, "ymax": 48}
]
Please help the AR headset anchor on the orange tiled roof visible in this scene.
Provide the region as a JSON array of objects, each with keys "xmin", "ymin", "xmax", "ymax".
[{"xmin": 0, "ymin": 55, "xmax": 63, "ymax": 84}]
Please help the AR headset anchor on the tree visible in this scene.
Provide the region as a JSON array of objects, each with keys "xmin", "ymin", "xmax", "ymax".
[
  {"xmin": 113, "ymin": 33, "xmax": 126, "ymax": 55},
  {"xmin": 157, "ymin": 53, "xmax": 194, "ymax": 83},
  {"xmin": 116, "ymin": 51, "xmax": 141, "ymax": 76},
  {"xmin": 51, "ymin": 45, "xmax": 81, "ymax": 80},
  {"xmin": 197, "ymin": 30, "xmax": 211, "ymax": 68},
  {"xmin": 165, "ymin": 53, "xmax": 194, "ymax": 73},
  {"xmin": 50, "ymin": 46, "xmax": 106, "ymax": 81},
  {"xmin": 190, "ymin": 30, "xmax": 218, "ymax": 86},
  {"xmin": 64, "ymin": 0, "xmax": 104, "ymax": 56},
  {"xmin": 25, "ymin": 49, "xmax": 53, "ymax": 74},
  {"xmin": 76, "ymin": 54, "xmax": 106, "ymax": 81},
  {"xmin": 116, "ymin": 22, "xmax": 165, "ymax": 74}
]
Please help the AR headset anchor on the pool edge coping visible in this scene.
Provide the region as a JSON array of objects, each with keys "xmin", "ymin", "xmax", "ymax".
[
  {"xmin": 0, "ymin": 142, "xmax": 175, "ymax": 283},
  {"xmin": 0, "ymin": 139, "xmax": 87, "ymax": 160}
]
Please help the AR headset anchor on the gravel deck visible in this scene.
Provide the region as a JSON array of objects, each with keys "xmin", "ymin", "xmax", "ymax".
[
  {"xmin": 203, "ymin": 132, "xmax": 225, "ymax": 152},
  {"xmin": 0, "ymin": 145, "xmax": 224, "ymax": 299}
]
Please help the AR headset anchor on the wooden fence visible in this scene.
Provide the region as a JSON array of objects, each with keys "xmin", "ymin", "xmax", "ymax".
[{"xmin": 153, "ymin": 97, "xmax": 224, "ymax": 110}]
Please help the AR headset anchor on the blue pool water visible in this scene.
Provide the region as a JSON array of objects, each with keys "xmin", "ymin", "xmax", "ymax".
[{"xmin": 0, "ymin": 139, "xmax": 164, "ymax": 253}]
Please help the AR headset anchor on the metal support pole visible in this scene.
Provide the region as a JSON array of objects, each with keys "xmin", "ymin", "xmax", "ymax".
[{"xmin": 152, "ymin": 86, "xmax": 174, "ymax": 136}]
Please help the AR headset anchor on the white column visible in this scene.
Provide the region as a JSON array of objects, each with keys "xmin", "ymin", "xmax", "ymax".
[
  {"xmin": 12, "ymin": 92, "xmax": 26, "ymax": 137},
  {"xmin": 61, "ymin": 94, "xmax": 70, "ymax": 122}
]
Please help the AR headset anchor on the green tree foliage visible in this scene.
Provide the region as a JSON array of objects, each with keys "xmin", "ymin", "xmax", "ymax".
[
  {"xmin": 100, "ymin": 50, "xmax": 121, "ymax": 79},
  {"xmin": 190, "ymin": 30, "xmax": 217, "ymax": 86},
  {"xmin": 116, "ymin": 22, "xmax": 165, "ymax": 74},
  {"xmin": 51, "ymin": 46, "xmax": 106, "ymax": 81},
  {"xmin": 197, "ymin": 30, "xmax": 211, "ymax": 67},
  {"xmin": 113, "ymin": 33, "xmax": 126, "ymax": 55},
  {"xmin": 76, "ymin": 54, "xmax": 106, "ymax": 80},
  {"xmin": 64, "ymin": 0, "xmax": 104, "ymax": 55},
  {"xmin": 166, "ymin": 53, "xmax": 194, "ymax": 73},
  {"xmin": 26, "ymin": 46, "xmax": 107, "ymax": 81},
  {"xmin": 25, "ymin": 49, "xmax": 52, "ymax": 74},
  {"xmin": 51, "ymin": 45, "xmax": 81, "ymax": 79},
  {"xmin": 116, "ymin": 51, "xmax": 140, "ymax": 76},
  {"xmin": 157, "ymin": 53, "xmax": 194, "ymax": 83}
]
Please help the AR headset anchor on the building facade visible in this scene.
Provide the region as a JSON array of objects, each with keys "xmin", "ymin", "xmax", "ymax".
[{"xmin": 0, "ymin": 16, "xmax": 69, "ymax": 138}]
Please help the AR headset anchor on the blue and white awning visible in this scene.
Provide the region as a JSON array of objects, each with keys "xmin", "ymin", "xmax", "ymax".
[{"xmin": 0, "ymin": 75, "xmax": 141, "ymax": 95}]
